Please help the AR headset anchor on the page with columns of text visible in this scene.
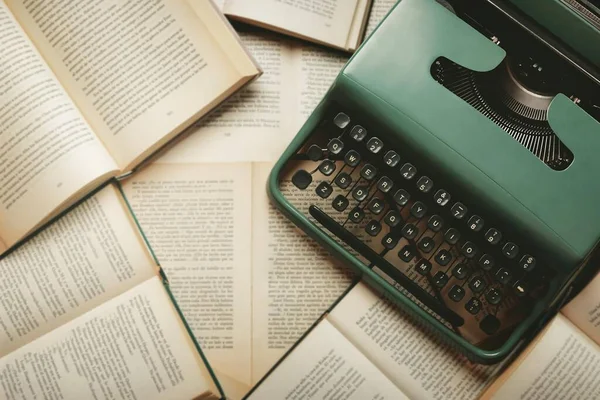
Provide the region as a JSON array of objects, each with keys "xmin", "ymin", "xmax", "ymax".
[{"xmin": 122, "ymin": 162, "xmax": 352, "ymax": 399}]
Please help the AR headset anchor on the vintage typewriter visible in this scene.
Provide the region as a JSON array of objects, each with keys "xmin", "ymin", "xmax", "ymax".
[{"xmin": 268, "ymin": 0, "xmax": 600, "ymax": 363}]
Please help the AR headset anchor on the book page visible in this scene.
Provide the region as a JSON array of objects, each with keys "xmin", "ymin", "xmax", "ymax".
[
  {"xmin": 329, "ymin": 282, "xmax": 502, "ymax": 400},
  {"xmin": 224, "ymin": 0, "xmax": 360, "ymax": 49},
  {"xmin": 0, "ymin": 185, "xmax": 156, "ymax": 357},
  {"xmin": 121, "ymin": 163, "xmax": 253, "ymax": 393},
  {"xmin": 292, "ymin": 43, "xmax": 348, "ymax": 121},
  {"xmin": 247, "ymin": 318, "xmax": 408, "ymax": 399},
  {"xmin": 251, "ymin": 162, "xmax": 352, "ymax": 383},
  {"xmin": 158, "ymin": 30, "xmax": 298, "ymax": 163},
  {"xmin": 158, "ymin": 31, "xmax": 347, "ymax": 164},
  {"xmin": 562, "ymin": 271, "xmax": 600, "ymax": 345},
  {"xmin": 0, "ymin": 3, "xmax": 118, "ymax": 249},
  {"xmin": 6, "ymin": 0, "xmax": 253, "ymax": 171},
  {"xmin": 486, "ymin": 314, "xmax": 600, "ymax": 399},
  {"xmin": 0, "ymin": 277, "xmax": 218, "ymax": 400}
]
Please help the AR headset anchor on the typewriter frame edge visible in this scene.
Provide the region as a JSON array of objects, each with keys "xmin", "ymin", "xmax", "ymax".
[
  {"xmin": 266, "ymin": 94, "xmax": 568, "ymax": 364},
  {"xmin": 265, "ymin": 0, "xmax": 593, "ymax": 365}
]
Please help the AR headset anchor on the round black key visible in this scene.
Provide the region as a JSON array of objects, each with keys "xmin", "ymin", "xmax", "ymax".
[
  {"xmin": 352, "ymin": 186, "xmax": 369, "ymax": 202},
  {"xmin": 368, "ymin": 198, "xmax": 385, "ymax": 214},
  {"xmin": 416, "ymin": 176, "xmax": 433, "ymax": 193},
  {"xmin": 467, "ymin": 215, "xmax": 484, "ymax": 232},
  {"xmin": 366, "ymin": 137, "xmax": 384, "ymax": 154},
  {"xmin": 451, "ymin": 202, "xmax": 467, "ymax": 219},
  {"xmin": 448, "ymin": 285, "xmax": 466, "ymax": 302},
  {"xmin": 384, "ymin": 210, "xmax": 402, "ymax": 227},
  {"xmin": 465, "ymin": 297, "xmax": 481, "ymax": 315},
  {"xmin": 401, "ymin": 223, "xmax": 419, "ymax": 240},
  {"xmin": 383, "ymin": 150, "xmax": 400, "ymax": 167},
  {"xmin": 348, "ymin": 207, "xmax": 365, "ymax": 223},
  {"xmin": 461, "ymin": 241, "xmax": 478, "ymax": 259},
  {"xmin": 398, "ymin": 245, "xmax": 417, "ymax": 262},
  {"xmin": 435, "ymin": 249, "xmax": 452, "ymax": 266},
  {"xmin": 291, "ymin": 169, "xmax": 312, "ymax": 189},
  {"xmin": 327, "ymin": 138, "xmax": 344, "ymax": 154},
  {"xmin": 410, "ymin": 201, "xmax": 427, "ymax": 219},
  {"xmin": 307, "ymin": 144, "xmax": 324, "ymax": 161},
  {"xmin": 400, "ymin": 163, "xmax": 417, "ymax": 180},
  {"xmin": 350, "ymin": 125, "xmax": 367, "ymax": 141},
  {"xmin": 365, "ymin": 220, "xmax": 382, "ymax": 236},
  {"xmin": 502, "ymin": 242, "xmax": 519, "ymax": 259},
  {"xmin": 315, "ymin": 182, "xmax": 333, "ymax": 198},
  {"xmin": 427, "ymin": 215, "xmax": 444, "ymax": 232},
  {"xmin": 485, "ymin": 228, "xmax": 502, "ymax": 245},
  {"xmin": 318, "ymin": 159, "xmax": 336, "ymax": 176},
  {"xmin": 334, "ymin": 112, "xmax": 350, "ymax": 128},
  {"xmin": 377, "ymin": 176, "xmax": 393, "ymax": 193},
  {"xmin": 334, "ymin": 172, "xmax": 352, "ymax": 189},
  {"xmin": 433, "ymin": 271, "xmax": 449, "ymax": 288},
  {"xmin": 360, "ymin": 164, "xmax": 377, "ymax": 181},
  {"xmin": 381, "ymin": 233, "xmax": 399, "ymax": 250},
  {"xmin": 434, "ymin": 189, "xmax": 451, "ymax": 206},
  {"xmin": 344, "ymin": 150, "xmax": 361, "ymax": 167},
  {"xmin": 415, "ymin": 259, "xmax": 432, "ymax": 275},
  {"xmin": 495, "ymin": 268, "xmax": 512, "ymax": 284},
  {"xmin": 393, "ymin": 189, "xmax": 410, "ymax": 206},
  {"xmin": 332, "ymin": 195, "xmax": 349, "ymax": 212},
  {"xmin": 478, "ymin": 254, "xmax": 495, "ymax": 271},
  {"xmin": 452, "ymin": 263, "xmax": 469, "ymax": 280},
  {"xmin": 444, "ymin": 228, "xmax": 460, "ymax": 245},
  {"xmin": 418, "ymin": 236, "xmax": 435, "ymax": 253},
  {"xmin": 469, "ymin": 276, "xmax": 487, "ymax": 293},
  {"xmin": 485, "ymin": 288, "xmax": 503, "ymax": 305},
  {"xmin": 519, "ymin": 254, "xmax": 536, "ymax": 272}
]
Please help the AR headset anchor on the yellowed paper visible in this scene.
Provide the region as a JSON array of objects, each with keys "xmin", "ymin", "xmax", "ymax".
[
  {"xmin": 224, "ymin": 0, "xmax": 360, "ymax": 49},
  {"xmin": 562, "ymin": 271, "xmax": 600, "ymax": 345},
  {"xmin": 159, "ymin": 31, "xmax": 299, "ymax": 163},
  {"xmin": 0, "ymin": 277, "xmax": 217, "ymax": 399},
  {"xmin": 0, "ymin": 185, "xmax": 156, "ymax": 357},
  {"xmin": 247, "ymin": 319, "xmax": 408, "ymax": 399},
  {"xmin": 328, "ymin": 282, "xmax": 502, "ymax": 400},
  {"xmin": 121, "ymin": 163, "xmax": 253, "ymax": 390},
  {"xmin": 0, "ymin": 2, "xmax": 117, "ymax": 247},
  {"xmin": 6, "ymin": 0, "xmax": 253, "ymax": 171},
  {"xmin": 250, "ymin": 162, "xmax": 352, "ymax": 383},
  {"xmin": 489, "ymin": 314, "xmax": 600, "ymax": 399},
  {"xmin": 159, "ymin": 31, "xmax": 346, "ymax": 164}
]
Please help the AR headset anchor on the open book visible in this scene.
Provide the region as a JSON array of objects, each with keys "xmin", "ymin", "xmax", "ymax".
[
  {"xmin": 0, "ymin": 0, "xmax": 260, "ymax": 255},
  {"xmin": 247, "ymin": 267, "xmax": 600, "ymax": 400},
  {"xmin": 0, "ymin": 184, "xmax": 222, "ymax": 399},
  {"xmin": 247, "ymin": 281, "xmax": 503, "ymax": 400},
  {"xmin": 481, "ymin": 271, "xmax": 600, "ymax": 399},
  {"xmin": 122, "ymin": 162, "xmax": 353, "ymax": 399},
  {"xmin": 155, "ymin": 27, "xmax": 348, "ymax": 163},
  {"xmin": 214, "ymin": 0, "xmax": 374, "ymax": 52},
  {"xmin": 155, "ymin": 0, "xmax": 395, "ymax": 164}
]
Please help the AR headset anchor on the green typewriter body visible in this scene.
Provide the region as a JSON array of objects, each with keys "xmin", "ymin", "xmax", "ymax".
[{"xmin": 268, "ymin": 0, "xmax": 600, "ymax": 363}]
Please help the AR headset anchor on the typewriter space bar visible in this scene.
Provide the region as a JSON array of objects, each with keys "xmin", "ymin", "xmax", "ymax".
[{"xmin": 309, "ymin": 205, "xmax": 464, "ymax": 328}]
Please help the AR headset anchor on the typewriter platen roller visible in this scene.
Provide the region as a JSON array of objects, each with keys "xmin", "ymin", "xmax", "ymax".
[{"xmin": 268, "ymin": 0, "xmax": 600, "ymax": 363}]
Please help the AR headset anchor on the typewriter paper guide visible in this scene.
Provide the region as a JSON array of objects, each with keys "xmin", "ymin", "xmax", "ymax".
[{"xmin": 340, "ymin": 0, "xmax": 600, "ymax": 269}]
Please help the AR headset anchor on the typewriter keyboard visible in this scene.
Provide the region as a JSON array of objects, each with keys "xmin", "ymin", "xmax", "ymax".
[{"xmin": 281, "ymin": 109, "xmax": 553, "ymax": 347}]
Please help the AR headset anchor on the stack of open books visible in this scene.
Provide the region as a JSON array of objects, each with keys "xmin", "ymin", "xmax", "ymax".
[{"xmin": 1, "ymin": 0, "xmax": 599, "ymax": 399}]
